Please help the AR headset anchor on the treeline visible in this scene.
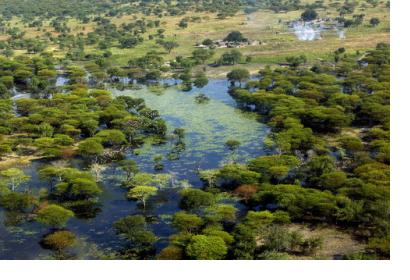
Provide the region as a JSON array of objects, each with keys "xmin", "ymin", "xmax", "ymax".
[{"xmin": 0, "ymin": 0, "xmax": 307, "ymax": 20}]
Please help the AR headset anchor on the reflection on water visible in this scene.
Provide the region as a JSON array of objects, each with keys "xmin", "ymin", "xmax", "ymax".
[
  {"xmin": 113, "ymin": 79, "xmax": 269, "ymax": 182},
  {"xmin": 0, "ymin": 79, "xmax": 269, "ymax": 259}
]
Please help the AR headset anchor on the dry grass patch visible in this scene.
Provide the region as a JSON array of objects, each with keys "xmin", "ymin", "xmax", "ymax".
[{"xmin": 285, "ymin": 223, "xmax": 365, "ymax": 259}]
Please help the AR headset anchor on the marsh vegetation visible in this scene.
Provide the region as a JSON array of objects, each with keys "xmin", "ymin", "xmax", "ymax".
[{"xmin": 0, "ymin": 0, "xmax": 389, "ymax": 260}]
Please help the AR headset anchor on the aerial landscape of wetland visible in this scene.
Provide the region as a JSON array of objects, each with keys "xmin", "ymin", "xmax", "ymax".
[{"xmin": 0, "ymin": 0, "xmax": 390, "ymax": 261}]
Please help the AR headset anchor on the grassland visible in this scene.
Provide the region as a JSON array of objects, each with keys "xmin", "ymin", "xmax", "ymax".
[
  {"xmin": 2, "ymin": 0, "xmax": 390, "ymax": 75},
  {"xmin": 284, "ymin": 224, "xmax": 366, "ymax": 260},
  {"xmin": 107, "ymin": 5, "xmax": 389, "ymax": 67}
]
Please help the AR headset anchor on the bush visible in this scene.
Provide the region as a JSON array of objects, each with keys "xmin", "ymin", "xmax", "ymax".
[
  {"xmin": 271, "ymin": 210, "xmax": 291, "ymax": 224},
  {"xmin": 42, "ymin": 230, "xmax": 76, "ymax": 252},
  {"xmin": 0, "ymin": 192, "xmax": 34, "ymax": 211},
  {"xmin": 36, "ymin": 204, "xmax": 74, "ymax": 228},
  {"xmin": 157, "ymin": 246, "xmax": 184, "ymax": 260}
]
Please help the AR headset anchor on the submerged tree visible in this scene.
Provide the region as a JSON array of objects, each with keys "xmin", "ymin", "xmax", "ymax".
[
  {"xmin": 118, "ymin": 160, "xmax": 139, "ymax": 184},
  {"xmin": 127, "ymin": 185, "xmax": 158, "ymax": 209},
  {"xmin": 114, "ymin": 215, "xmax": 157, "ymax": 258},
  {"xmin": 0, "ymin": 168, "xmax": 30, "ymax": 191},
  {"xmin": 42, "ymin": 230, "xmax": 76, "ymax": 256},
  {"xmin": 227, "ymin": 68, "xmax": 250, "ymax": 87},
  {"xmin": 36, "ymin": 204, "xmax": 74, "ymax": 228}
]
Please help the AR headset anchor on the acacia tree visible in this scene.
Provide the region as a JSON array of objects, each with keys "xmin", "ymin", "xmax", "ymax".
[
  {"xmin": 0, "ymin": 168, "xmax": 30, "ymax": 191},
  {"xmin": 113, "ymin": 215, "xmax": 157, "ymax": 255},
  {"xmin": 186, "ymin": 235, "xmax": 228, "ymax": 260},
  {"xmin": 219, "ymin": 50, "xmax": 242, "ymax": 65},
  {"xmin": 192, "ymin": 49, "xmax": 214, "ymax": 64},
  {"xmin": 42, "ymin": 230, "xmax": 76, "ymax": 255},
  {"xmin": 78, "ymin": 138, "xmax": 104, "ymax": 161},
  {"xmin": 172, "ymin": 211, "xmax": 203, "ymax": 233},
  {"xmin": 227, "ymin": 68, "xmax": 250, "ymax": 87},
  {"xmin": 199, "ymin": 169, "xmax": 219, "ymax": 188},
  {"xmin": 159, "ymin": 40, "xmax": 179, "ymax": 54},
  {"xmin": 119, "ymin": 160, "xmax": 139, "ymax": 184},
  {"xmin": 36, "ymin": 204, "xmax": 74, "ymax": 228},
  {"xmin": 127, "ymin": 185, "xmax": 158, "ymax": 209}
]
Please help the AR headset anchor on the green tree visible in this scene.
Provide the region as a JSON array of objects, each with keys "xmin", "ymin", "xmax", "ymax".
[
  {"xmin": 217, "ymin": 164, "xmax": 260, "ymax": 189},
  {"xmin": 0, "ymin": 192, "xmax": 34, "ymax": 211},
  {"xmin": 227, "ymin": 68, "xmax": 250, "ymax": 87},
  {"xmin": 301, "ymin": 9, "xmax": 318, "ymax": 21},
  {"xmin": 42, "ymin": 230, "xmax": 76, "ymax": 253},
  {"xmin": 172, "ymin": 211, "xmax": 204, "ymax": 233},
  {"xmin": 160, "ymin": 40, "xmax": 179, "ymax": 54},
  {"xmin": 193, "ymin": 72, "xmax": 209, "ymax": 88},
  {"xmin": 224, "ymin": 31, "xmax": 248, "ymax": 42},
  {"xmin": 186, "ymin": 235, "xmax": 228, "ymax": 260},
  {"xmin": 95, "ymin": 129, "xmax": 126, "ymax": 146},
  {"xmin": 192, "ymin": 49, "xmax": 214, "ymax": 64},
  {"xmin": 225, "ymin": 139, "xmax": 241, "ymax": 151},
  {"xmin": 69, "ymin": 178, "xmax": 102, "ymax": 199},
  {"xmin": 271, "ymin": 210, "xmax": 291, "ymax": 224},
  {"xmin": 119, "ymin": 160, "xmax": 139, "ymax": 184},
  {"xmin": 370, "ymin": 17, "xmax": 380, "ymax": 27},
  {"xmin": 36, "ymin": 204, "xmax": 74, "ymax": 228},
  {"xmin": 78, "ymin": 138, "xmax": 104, "ymax": 159},
  {"xmin": 119, "ymin": 36, "xmax": 140, "ymax": 48},
  {"xmin": 319, "ymin": 171, "xmax": 347, "ymax": 191},
  {"xmin": 179, "ymin": 188, "xmax": 214, "ymax": 210},
  {"xmin": 114, "ymin": 215, "xmax": 157, "ymax": 248},
  {"xmin": 0, "ymin": 168, "xmax": 30, "ymax": 191},
  {"xmin": 204, "ymin": 204, "xmax": 237, "ymax": 223},
  {"xmin": 127, "ymin": 185, "xmax": 158, "ymax": 209},
  {"xmin": 286, "ymin": 55, "xmax": 307, "ymax": 68},
  {"xmin": 203, "ymin": 226, "xmax": 234, "ymax": 245},
  {"xmin": 219, "ymin": 50, "xmax": 242, "ymax": 65},
  {"xmin": 178, "ymin": 19, "xmax": 188, "ymax": 29}
]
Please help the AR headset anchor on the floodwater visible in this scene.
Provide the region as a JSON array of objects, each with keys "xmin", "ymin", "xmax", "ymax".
[{"xmin": 0, "ymin": 79, "xmax": 269, "ymax": 259}]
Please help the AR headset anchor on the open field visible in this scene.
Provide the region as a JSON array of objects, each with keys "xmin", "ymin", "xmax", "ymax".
[
  {"xmin": 285, "ymin": 224, "xmax": 366, "ymax": 260},
  {"xmin": 1, "ymin": 0, "xmax": 389, "ymax": 70}
]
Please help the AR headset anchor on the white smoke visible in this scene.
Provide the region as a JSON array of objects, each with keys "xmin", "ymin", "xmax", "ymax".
[
  {"xmin": 289, "ymin": 21, "xmax": 346, "ymax": 41},
  {"xmin": 292, "ymin": 22, "xmax": 321, "ymax": 41},
  {"xmin": 337, "ymin": 29, "xmax": 345, "ymax": 39}
]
